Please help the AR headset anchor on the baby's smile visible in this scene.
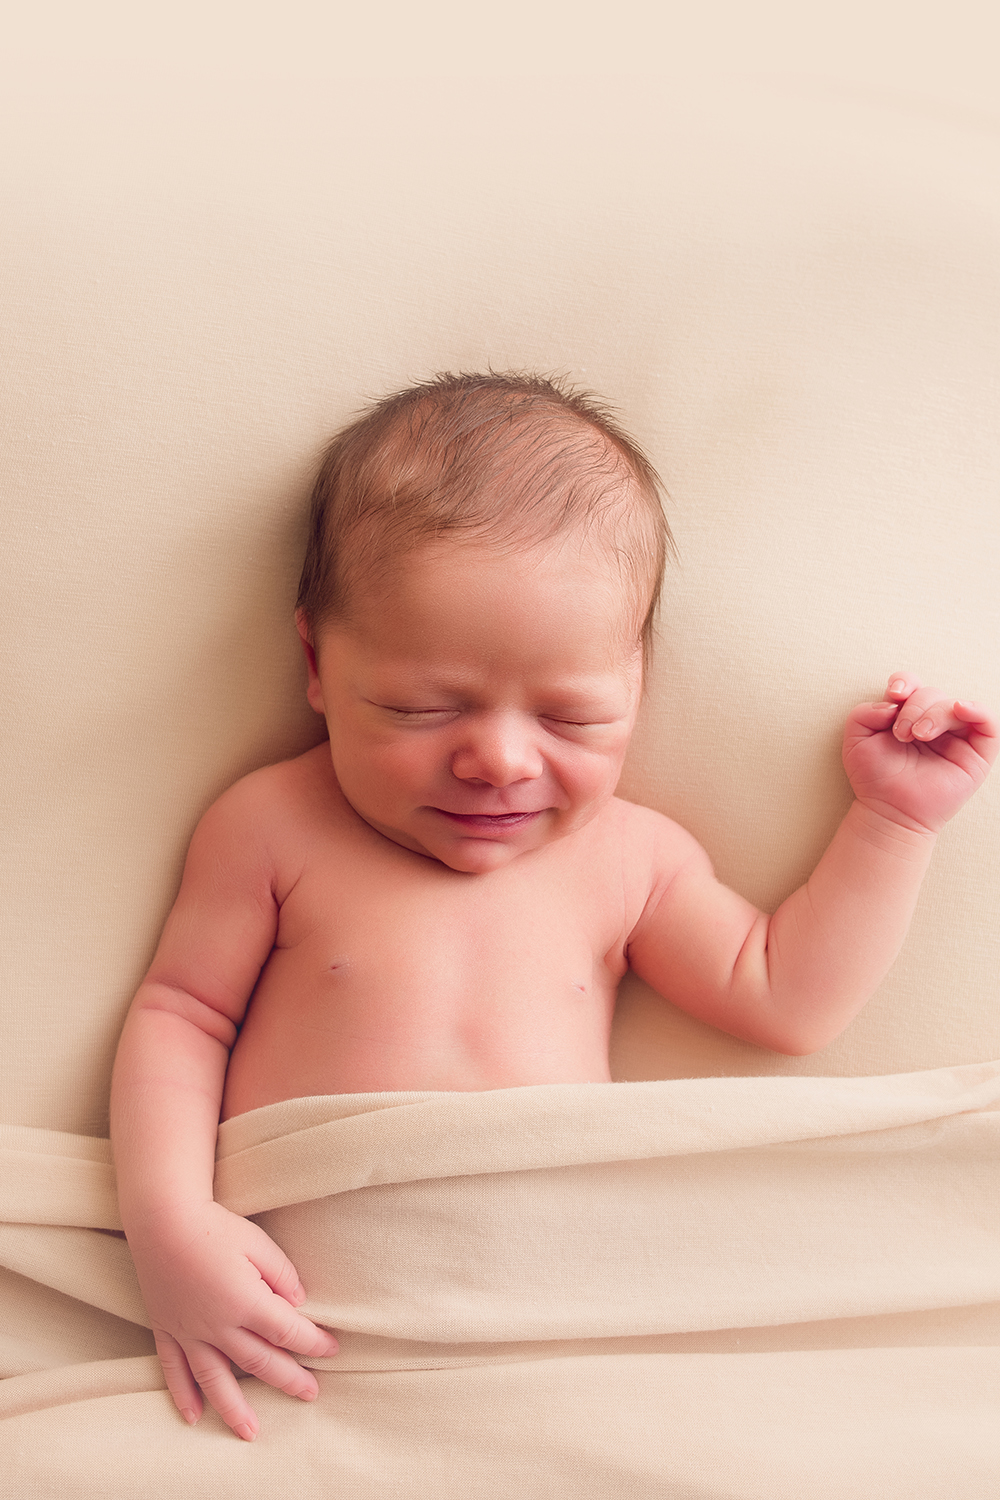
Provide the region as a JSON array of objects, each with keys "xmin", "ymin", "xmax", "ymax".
[
  {"xmin": 298, "ymin": 536, "xmax": 644, "ymax": 874},
  {"xmin": 432, "ymin": 808, "xmax": 545, "ymax": 833}
]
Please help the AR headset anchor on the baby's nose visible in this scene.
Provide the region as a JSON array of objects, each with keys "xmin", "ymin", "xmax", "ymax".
[{"xmin": 451, "ymin": 716, "xmax": 544, "ymax": 786}]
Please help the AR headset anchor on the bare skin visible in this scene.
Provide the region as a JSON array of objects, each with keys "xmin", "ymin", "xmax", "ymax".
[
  {"xmin": 223, "ymin": 755, "xmax": 632, "ymax": 1111},
  {"xmin": 110, "ymin": 536, "xmax": 997, "ymax": 1442}
]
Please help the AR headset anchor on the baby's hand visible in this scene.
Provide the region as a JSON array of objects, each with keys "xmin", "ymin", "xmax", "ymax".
[
  {"xmin": 843, "ymin": 673, "xmax": 998, "ymax": 836},
  {"xmin": 127, "ymin": 1200, "xmax": 339, "ymax": 1440}
]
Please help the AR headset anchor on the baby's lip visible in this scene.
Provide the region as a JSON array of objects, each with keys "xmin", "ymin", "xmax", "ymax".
[{"xmin": 433, "ymin": 809, "xmax": 543, "ymax": 826}]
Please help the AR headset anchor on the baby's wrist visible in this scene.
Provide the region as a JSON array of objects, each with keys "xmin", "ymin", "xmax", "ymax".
[
  {"xmin": 118, "ymin": 1191, "xmax": 217, "ymax": 1246},
  {"xmin": 848, "ymin": 798, "xmax": 939, "ymax": 853}
]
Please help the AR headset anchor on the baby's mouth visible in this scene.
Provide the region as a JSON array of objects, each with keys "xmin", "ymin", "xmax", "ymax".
[{"xmin": 433, "ymin": 809, "xmax": 543, "ymax": 831}]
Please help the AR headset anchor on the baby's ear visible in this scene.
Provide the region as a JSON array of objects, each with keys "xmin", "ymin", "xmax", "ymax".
[{"xmin": 294, "ymin": 610, "xmax": 325, "ymax": 715}]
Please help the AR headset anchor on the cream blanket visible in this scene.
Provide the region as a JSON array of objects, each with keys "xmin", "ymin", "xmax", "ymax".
[{"xmin": 2, "ymin": 1069, "xmax": 999, "ymax": 1497}]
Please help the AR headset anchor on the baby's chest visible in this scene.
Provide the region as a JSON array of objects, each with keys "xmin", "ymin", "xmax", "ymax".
[{"xmin": 271, "ymin": 849, "xmax": 628, "ymax": 1007}]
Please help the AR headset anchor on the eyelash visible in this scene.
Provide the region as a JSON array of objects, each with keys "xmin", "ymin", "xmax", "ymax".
[{"xmin": 383, "ymin": 706, "xmax": 598, "ymax": 731}]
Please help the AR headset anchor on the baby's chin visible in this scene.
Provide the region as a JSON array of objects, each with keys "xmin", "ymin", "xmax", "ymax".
[
  {"xmin": 359, "ymin": 807, "xmax": 562, "ymax": 873},
  {"xmin": 427, "ymin": 837, "xmax": 536, "ymax": 874}
]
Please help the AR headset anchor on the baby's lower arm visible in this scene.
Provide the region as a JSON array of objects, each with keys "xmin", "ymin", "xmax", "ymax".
[
  {"xmin": 110, "ymin": 984, "xmax": 235, "ymax": 1232},
  {"xmin": 110, "ymin": 982, "xmax": 339, "ymax": 1439},
  {"xmin": 737, "ymin": 800, "xmax": 936, "ymax": 1054}
]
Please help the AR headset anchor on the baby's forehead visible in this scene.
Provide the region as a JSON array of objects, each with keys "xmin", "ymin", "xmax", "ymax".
[
  {"xmin": 356, "ymin": 524, "xmax": 641, "ymax": 604},
  {"xmin": 335, "ymin": 527, "xmax": 650, "ymax": 685},
  {"xmin": 336, "ymin": 533, "xmax": 645, "ymax": 673}
]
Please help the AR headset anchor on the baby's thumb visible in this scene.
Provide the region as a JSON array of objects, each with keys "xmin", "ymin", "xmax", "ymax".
[{"xmin": 251, "ymin": 1231, "xmax": 307, "ymax": 1306}]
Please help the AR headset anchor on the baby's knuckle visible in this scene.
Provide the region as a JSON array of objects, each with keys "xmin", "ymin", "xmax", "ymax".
[
  {"xmin": 187, "ymin": 1356, "xmax": 225, "ymax": 1389},
  {"xmin": 153, "ymin": 1337, "xmax": 183, "ymax": 1367},
  {"xmin": 270, "ymin": 1260, "xmax": 297, "ymax": 1291},
  {"xmin": 270, "ymin": 1315, "xmax": 299, "ymax": 1347},
  {"xmin": 237, "ymin": 1346, "xmax": 274, "ymax": 1379}
]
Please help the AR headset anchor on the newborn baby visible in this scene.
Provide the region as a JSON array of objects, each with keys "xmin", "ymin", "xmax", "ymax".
[{"xmin": 110, "ymin": 371, "xmax": 997, "ymax": 1441}]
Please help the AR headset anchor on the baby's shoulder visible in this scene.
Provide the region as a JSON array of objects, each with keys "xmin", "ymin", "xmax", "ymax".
[
  {"xmin": 608, "ymin": 796, "xmax": 715, "ymax": 890},
  {"xmin": 192, "ymin": 744, "xmax": 335, "ymax": 859}
]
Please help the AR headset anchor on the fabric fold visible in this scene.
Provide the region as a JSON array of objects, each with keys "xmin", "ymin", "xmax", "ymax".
[
  {"xmin": 218, "ymin": 1067, "xmax": 1000, "ymax": 1347},
  {"xmin": 3, "ymin": 1065, "xmax": 1000, "ymax": 1496},
  {"xmin": 212, "ymin": 1065, "xmax": 1000, "ymax": 1214}
]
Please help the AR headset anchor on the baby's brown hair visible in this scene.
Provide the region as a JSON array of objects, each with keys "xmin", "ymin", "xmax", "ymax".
[{"xmin": 296, "ymin": 372, "xmax": 672, "ymax": 664}]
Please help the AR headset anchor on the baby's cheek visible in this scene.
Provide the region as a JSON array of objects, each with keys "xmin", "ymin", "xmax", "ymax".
[
  {"xmin": 369, "ymin": 738, "xmax": 441, "ymax": 796},
  {"xmin": 563, "ymin": 748, "xmax": 624, "ymax": 807}
]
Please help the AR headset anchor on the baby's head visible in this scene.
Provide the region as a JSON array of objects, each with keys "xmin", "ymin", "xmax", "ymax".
[
  {"xmin": 295, "ymin": 372, "xmax": 672, "ymax": 872},
  {"xmin": 297, "ymin": 371, "xmax": 669, "ymax": 666}
]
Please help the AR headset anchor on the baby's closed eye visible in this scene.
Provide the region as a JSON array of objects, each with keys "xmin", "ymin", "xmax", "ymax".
[{"xmin": 373, "ymin": 704, "xmax": 458, "ymax": 722}]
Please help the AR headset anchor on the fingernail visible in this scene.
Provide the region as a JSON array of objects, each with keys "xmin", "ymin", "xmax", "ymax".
[
  {"xmin": 292, "ymin": 1282, "xmax": 307, "ymax": 1305},
  {"xmin": 235, "ymin": 1423, "xmax": 257, "ymax": 1442},
  {"xmin": 181, "ymin": 1408, "xmax": 199, "ymax": 1426},
  {"xmin": 890, "ymin": 680, "xmax": 906, "ymax": 693},
  {"xmin": 913, "ymin": 718, "xmax": 933, "ymax": 737},
  {"xmin": 300, "ymin": 1389, "xmax": 318, "ymax": 1402}
]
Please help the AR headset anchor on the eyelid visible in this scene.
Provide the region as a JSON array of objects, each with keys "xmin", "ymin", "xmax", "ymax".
[
  {"xmin": 380, "ymin": 704, "xmax": 455, "ymax": 718},
  {"xmin": 372, "ymin": 702, "xmax": 619, "ymax": 726},
  {"xmin": 542, "ymin": 713, "xmax": 616, "ymax": 730}
]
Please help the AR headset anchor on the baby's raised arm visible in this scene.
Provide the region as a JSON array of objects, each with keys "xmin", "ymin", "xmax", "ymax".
[
  {"xmin": 627, "ymin": 676, "xmax": 997, "ymax": 1054},
  {"xmin": 110, "ymin": 774, "xmax": 338, "ymax": 1441}
]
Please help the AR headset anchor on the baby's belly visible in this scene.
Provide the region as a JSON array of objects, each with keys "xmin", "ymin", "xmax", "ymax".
[{"xmin": 221, "ymin": 951, "xmax": 616, "ymax": 1118}]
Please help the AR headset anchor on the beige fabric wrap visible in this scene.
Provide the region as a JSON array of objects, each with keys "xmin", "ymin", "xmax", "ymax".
[{"xmin": 2, "ymin": 1071, "xmax": 1000, "ymax": 1496}]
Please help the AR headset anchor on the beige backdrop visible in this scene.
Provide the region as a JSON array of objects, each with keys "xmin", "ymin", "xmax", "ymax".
[{"xmin": 2, "ymin": 5, "xmax": 999, "ymax": 1139}]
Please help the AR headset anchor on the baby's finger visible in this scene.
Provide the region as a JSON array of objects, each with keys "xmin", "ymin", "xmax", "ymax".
[
  {"xmin": 154, "ymin": 1329, "xmax": 204, "ymax": 1426},
  {"xmin": 245, "ymin": 1232, "xmax": 338, "ymax": 1356},
  {"xmin": 847, "ymin": 700, "xmax": 900, "ymax": 736},
  {"xmin": 246, "ymin": 1291, "xmax": 340, "ymax": 1360},
  {"xmin": 184, "ymin": 1340, "xmax": 260, "ymax": 1441},
  {"xmin": 891, "ymin": 686, "xmax": 946, "ymax": 742},
  {"xmin": 886, "ymin": 672, "xmax": 922, "ymax": 701},
  {"xmin": 954, "ymin": 700, "xmax": 1000, "ymax": 765},
  {"xmin": 246, "ymin": 1224, "xmax": 319, "ymax": 1312},
  {"xmin": 251, "ymin": 1240, "xmax": 306, "ymax": 1308},
  {"xmin": 227, "ymin": 1328, "xmax": 323, "ymax": 1403},
  {"xmin": 894, "ymin": 693, "xmax": 991, "ymax": 746}
]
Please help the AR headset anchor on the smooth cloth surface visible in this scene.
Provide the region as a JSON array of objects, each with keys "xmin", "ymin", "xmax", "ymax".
[{"xmin": 2, "ymin": 1071, "xmax": 1000, "ymax": 1495}]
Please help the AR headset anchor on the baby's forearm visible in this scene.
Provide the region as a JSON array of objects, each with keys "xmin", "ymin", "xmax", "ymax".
[
  {"xmin": 739, "ymin": 800, "xmax": 936, "ymax": 1052},
  {"xmin": 110, "ymin": 983, "xmax": 236, "ymax": 1240}
]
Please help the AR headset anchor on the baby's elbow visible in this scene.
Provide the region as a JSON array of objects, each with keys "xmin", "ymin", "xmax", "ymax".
[
  {"xmin": 743, "ymin": 1007, "xmax": 839, "ymax": 1058},
  {"xmin": 762, "ymin": 1019, "xmax": 840, "ymax": 1057},
  {"xmin": 770, "ymin": 1033, "xmax": 828, "ymax": 1058},
  {"xmin": 132, "ymin": 979, "xmax": 240, "ymax": 1052}
]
